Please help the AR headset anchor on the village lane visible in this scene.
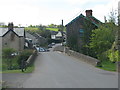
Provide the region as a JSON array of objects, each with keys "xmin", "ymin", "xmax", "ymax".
[{"xmin": 22, "ymin": 50, "xmax": 118, "ymax": 88}]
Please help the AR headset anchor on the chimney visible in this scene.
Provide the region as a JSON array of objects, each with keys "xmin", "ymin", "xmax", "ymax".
[
  {"xmin": 104, "ymin": 16, "xmax": 107, "ymax": 23},
  {"xmin": 8, "ymin": 22, "xmax": 14, "ymax": 30},
  {"xmin": 85, "ymin": 10, "xmax": 92, "ymax": 17}
]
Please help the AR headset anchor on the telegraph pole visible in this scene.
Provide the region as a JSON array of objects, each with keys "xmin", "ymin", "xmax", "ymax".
[
  {"xmin": 61, "ymin": 19, "xmax": 64, "ymax": 45},
  {"xmin": 61, "ymin": 20, "xmax": 66, "ymax": 53}
]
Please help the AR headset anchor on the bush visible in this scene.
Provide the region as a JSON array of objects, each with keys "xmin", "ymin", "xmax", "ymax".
[
  {"xmin": 2, "ymin": 48, "xmax": 16, "ymax": 58},
  {"xmin": 107, "ymin": 50, "xmax": 119, "ymax": 62},
  {"xmin": 2, "ymin": 48, "xmax": 16, "ymax": 70},
  {"xmin": 97, "ymin": 51, "xmax": 109, "ymax": 61},
  {"xmin": 17, "ymin": 49, "xmax": 33, "ymax": 68}
]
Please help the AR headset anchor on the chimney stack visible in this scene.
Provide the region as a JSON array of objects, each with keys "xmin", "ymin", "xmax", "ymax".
[
  {"xmin": 8, "ymin": 22, "xmax": 14, "ymax": 30},
  {"xmin": 85, "ymin": 10, "xmax": 92, "ymax": 17}
]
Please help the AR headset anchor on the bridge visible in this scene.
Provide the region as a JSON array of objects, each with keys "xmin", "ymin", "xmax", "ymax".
[{"xmin": 3, "ymin": 44, "xmax": 118, "ymax": 88}]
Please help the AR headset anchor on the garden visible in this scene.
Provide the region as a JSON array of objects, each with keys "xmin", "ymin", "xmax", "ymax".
[{"xmin": 1, "ymin": 48, "xmax": 35, "ymax": 73}]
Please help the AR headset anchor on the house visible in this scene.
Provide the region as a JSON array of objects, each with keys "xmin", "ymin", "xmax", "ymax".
[
  {"xmin": 65, "ymin": 10, "xmax": 101, "ymax": 52},
  {"xmin": 25, "ymin": 31, "xmax": 38, "ymax": 46},
  {"xmin": 51, "ymin": 31, "xmax": 58, "ymax": 39},
  {"xmin": 51, "ymin": 31, "xmax": 63, "ymax": 40},
  {"xmin": 25, "ymin": 31, "xmax": 47, "ymax": 47},
  {"xmin": 32, "ymin": 33, "xmax": 47, "ymax": 46},
  {"xmin": 0, "ymin": 22, "xmax": 25, "ymax": 51}
]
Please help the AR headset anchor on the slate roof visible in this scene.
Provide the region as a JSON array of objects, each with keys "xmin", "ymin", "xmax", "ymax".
[
  {"xmin": 65, "ymin": 14, "xmax": 102, "ymax": 27},
  {"xmin": 56, "ymin": 31, "xmax": 62, "ymax": 37},
  {"xmin": 66, "ymin": 14, "xmax": 85, "ymax": 26},
  {"xmin": 0, "ymin": 27, "xmax": 24, "ymax": 37}
]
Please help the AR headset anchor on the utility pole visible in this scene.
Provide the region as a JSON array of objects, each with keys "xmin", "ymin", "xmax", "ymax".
[
  {"xmin": 61, "ymin": 20, "xmax": 66, "ymax": 53},
  {"xmin": 61, "ymin": 19, "xmax": 64, "ymax": 45}
]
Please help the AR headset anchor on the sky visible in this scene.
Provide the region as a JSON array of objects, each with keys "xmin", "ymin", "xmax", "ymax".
[{"xmin": 0, "ymin": 0, "xmax": 119, "ymax": 26}]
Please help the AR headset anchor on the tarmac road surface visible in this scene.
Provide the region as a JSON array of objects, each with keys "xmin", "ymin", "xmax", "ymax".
[{"xmin": 21, "ymin": 51, "xmax": 118, "ymax": 88}]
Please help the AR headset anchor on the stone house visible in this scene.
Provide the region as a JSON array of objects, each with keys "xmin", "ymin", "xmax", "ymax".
[
  {"xmin": 65, "ymin": 10, "xmax": 101, "ymax": 53},
  {"xmin": 0, "ymin": 23, "xmax": 25, "ymax": 51},
  {"xmin": 32, "ymin": 33, "xmax": 47, "ymax": 46},
  {"xmin": 25, "ymin": 31, "xmax": 38, "ymax": 46}
]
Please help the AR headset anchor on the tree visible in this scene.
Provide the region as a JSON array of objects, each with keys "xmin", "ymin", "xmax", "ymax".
[
  {"xmin": 48, "ymin": 24, "xmax": 57, "ymax": 28},
  {"xmin": 89, "ymin": 24, "xmax": 116, "ymax": 60},
  {"xmin": 107, "ymin": 42, "xmax": 120, "ymax": 62},
  {"xmin": 108, "ymin": 9, "xmax": 118, "ymax": 24},
  {"xmin": 81, "ymin": 19, "xmax": 97, "ymax": 55}
]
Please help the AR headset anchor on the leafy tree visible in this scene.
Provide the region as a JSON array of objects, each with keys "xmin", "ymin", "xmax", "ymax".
[
  {"xmin": 89, "ymin": 24, "xmax": 116, "ymax": 60},
  {"xmin": 108, "ymin": 9, "xmax": 118, "ymax": 24},
  {"xmin": 81, "ymin": 19, "xmax": 97, "ymax": 55},
  {"xmin": 48, "ymin": 24, "xmax": 57, "ymax": 28}
]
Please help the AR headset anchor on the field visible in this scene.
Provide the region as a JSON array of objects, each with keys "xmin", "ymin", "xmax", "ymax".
[
  {"xmin": 25, "ymin": 27, "xmax": 39, "ymax": 32},
  {"xmin": 46, "ymin": 28, "xmax": 59, "ymax": 31}
]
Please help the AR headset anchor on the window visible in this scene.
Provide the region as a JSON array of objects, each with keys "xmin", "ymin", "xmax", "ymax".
[
  {"xmin": 79, "ymin": 29, "xmax": 84, "ymax": 33},
  {"xmin": 79, "ymin": 29, "xmax": 84, "ymax": 37}
]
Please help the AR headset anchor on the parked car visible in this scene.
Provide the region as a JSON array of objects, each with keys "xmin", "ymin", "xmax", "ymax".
[
  {"xmin": 44, "ymin": 48, "xmax": 50, "ymax": 52},
  {"xmin": 51, "ymin": 42, "xmax": 55, "ymax": 45},
  {"xmin": 48, "ymin": 44, "xmax": 52, "ymax": 48},
  {"xmin": 11, "ymin": 52, "xmax": 19, "ymax": 56},
  {"xmin": 35, "ymin": 47, "xmax": 40, "ymax": 52},
  {"xmin": 39, "ymin": 47, "xmax": 45, "ymax": 52}
]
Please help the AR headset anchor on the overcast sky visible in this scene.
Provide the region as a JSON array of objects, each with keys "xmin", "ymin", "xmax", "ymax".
[{"xmin": 0, "ymin": 0, "xmax": 119, "ymax": 26}]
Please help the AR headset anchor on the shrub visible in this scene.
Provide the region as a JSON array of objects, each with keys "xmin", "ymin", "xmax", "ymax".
[
  {"xmin": 2, "ymin": 48, "xmax": 16, "ymax": 70},
  {"xmin": 107, "ymin": 50, "xmax": 119, "ymax": 62},
  {"xmin": 97, "ymin": 51, "xmax": 109, "ymax": 62},
  {"xmin": 2, "ymin": 48, "xmax": 16, "ymax": 58},
  {"xmin": 17, "ymin": 49, "xmax": 33, "ymax": 68}
]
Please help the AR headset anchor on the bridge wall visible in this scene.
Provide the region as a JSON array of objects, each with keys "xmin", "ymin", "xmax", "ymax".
[{"xmin": 53, "ymin": 45, "xmax": 100, "ymax": 66}]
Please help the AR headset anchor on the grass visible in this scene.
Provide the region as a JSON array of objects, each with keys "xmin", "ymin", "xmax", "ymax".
[
  {"xmin": 25, "ymin": 27, "xmax": 39, "ymax": 33},
  {"xmin": 1, "ymin": 64, "xmax": 35, "ymax": 73},
  {"xmin": 96, "ymin": 60, "xmax": 117, "ymax": 72},
  {"xmin": 46, "ymin": 28, "xmax": 58, "ymax": 31}
]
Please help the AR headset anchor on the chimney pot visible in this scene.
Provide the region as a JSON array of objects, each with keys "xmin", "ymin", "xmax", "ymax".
[
  {"xmin": 85, "ymin": 10, "xmax": 92, "ymax": 17},
  {"xmin": 8, "ymin": 22, "xmax": 14, "ymax": 30}
]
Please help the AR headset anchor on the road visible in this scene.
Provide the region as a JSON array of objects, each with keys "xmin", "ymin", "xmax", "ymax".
[
  {"xmin": 22, "ymin": 50, "xmax": 118, "ymax": 88},
  {"xmin": 2, "ymin": 46, "xmax": 118, "ymax": 88}
]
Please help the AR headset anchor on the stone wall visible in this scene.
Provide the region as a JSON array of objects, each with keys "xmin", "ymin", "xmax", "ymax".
[
  {"xmin": 26, "ymin": 50, "xmax": 37, "ymax": 66},
  {"xmin": 2, "ymin": 31, "xmax": 24, "ymax": 51},
  {"xmin": 53, "ymin": 45, "xmax": 100, "ymax": 66},
  {"xmin": 53, "ymin": 45, "xmax": 64, "ymax": 52}
]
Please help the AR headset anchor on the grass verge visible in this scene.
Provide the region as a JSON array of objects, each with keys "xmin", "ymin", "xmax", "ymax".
[
  {"xmin": 96, "ymin": 60, "xmax": 117, "ymax": 72},
  {"xmin": 1, "ymin": 64, "xmax": 35, "ymax": 73}
]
